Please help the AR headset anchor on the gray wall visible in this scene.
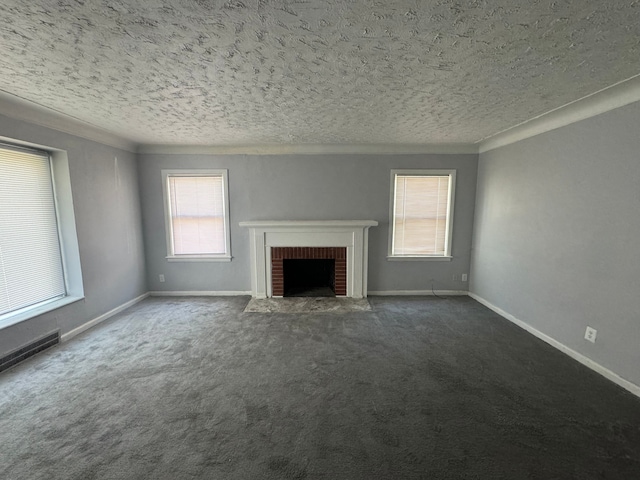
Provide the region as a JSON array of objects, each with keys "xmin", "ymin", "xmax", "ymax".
[
  {"xmin": 0, "ymin": 115, "xmax": 147, "ymax": 358},
  {"xmin": 138, "ymin": 153, "xmax": 478, "ymax": 293},
  {"xmin": 470, "ymin": 101, "xmax": 640, "ymax": 387}
]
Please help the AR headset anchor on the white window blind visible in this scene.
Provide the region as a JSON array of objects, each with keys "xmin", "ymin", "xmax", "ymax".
[
  {"xmin": 167, "ymin": 175, "xmax": 227, "ymax": 255},
  {"xmin": 0, "ymin": 145, "xmax": 66, "ymax": 317},
  {"xmin": 392, "ymin": 173, "xmax": 453, "ymax": 256}
]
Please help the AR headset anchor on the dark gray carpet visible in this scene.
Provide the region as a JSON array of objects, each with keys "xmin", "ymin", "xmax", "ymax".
[{"xmin": 1, "ymin": 296, "xmax": 639, "ymax": 479}]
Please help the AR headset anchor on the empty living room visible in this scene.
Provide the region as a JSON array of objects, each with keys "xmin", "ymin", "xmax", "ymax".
[{"xmin": 1, "ymin": 1, "xmax": 639, "ymax": 479}]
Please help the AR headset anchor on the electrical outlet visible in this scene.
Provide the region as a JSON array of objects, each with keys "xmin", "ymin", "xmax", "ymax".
[
  {"xmin": 462, "ymin": 273, "xmax": 468, "ymax": 282},
  {"xmin": 159, "ymin": 274, "xmax": 165, "ymax": 283},
  {"xmin": 584, "ymin": 326, "xmax": 597, "ymax": 343}
]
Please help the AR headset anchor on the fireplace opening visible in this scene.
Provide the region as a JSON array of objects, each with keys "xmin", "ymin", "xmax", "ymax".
[
  {"xmin": 283, "ymin": 259, "xmax": 336, "ymax": 297},
  {"xmin": 271, "ymin": 246, "xmax": 347, "ymax": 297}
]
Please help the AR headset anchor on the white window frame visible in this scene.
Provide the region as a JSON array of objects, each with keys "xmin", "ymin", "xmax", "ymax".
[
  {"xmin": 388, "ymin": 169, "xmax": 456, "ymax": 261},
  {"xmin": 0, "ymin": 139, "xmax": 84, "ymax": 330},
  {"xmin": 162, "ymin": 169, "xmax": 232, "ymax": 262}
]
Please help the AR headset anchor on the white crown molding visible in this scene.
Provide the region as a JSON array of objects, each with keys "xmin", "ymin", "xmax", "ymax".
[
  {"xmin": 137, "ymin": 143, "xmax": 479, "ymax": 156},
  {"xmin": 4, "ymin": 72, "xmax": 640, "ymax": 157},
  {"xmin": 479, "ymin": 74, "xmax": 640, "ymax": 153},
  {"xmin": 469, "ymin": 292, "xmax": 640, "ymax": 399},
  {"xmin": 0, "ymin": 91, "xmax": 137, "ymax": 153}
]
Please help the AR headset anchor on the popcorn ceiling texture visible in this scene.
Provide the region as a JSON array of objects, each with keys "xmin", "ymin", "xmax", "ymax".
[{"xmin": 0, "ymin": 0, "xmax": 639, "ymax": 145}]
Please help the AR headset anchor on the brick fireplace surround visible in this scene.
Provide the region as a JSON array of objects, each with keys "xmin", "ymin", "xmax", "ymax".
[
  {"xmin": 239, "ymin": 220, "xmax": 378, "ymax": 298},
  {"xmin": 271, "ymin": 247, "xmax": 347, "ymax": 296}
]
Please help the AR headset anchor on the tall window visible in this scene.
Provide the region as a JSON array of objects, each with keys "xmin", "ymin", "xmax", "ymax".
[
  {"xmin": 389, "ymin": 169, "xmax": 456, "ymax": 259},
  {"xmin": 0, "ymin": 144, "xmax": 66, "ymax": 317},
  {"xmin": 162, "ymin": 170, "xmax": 231, "ymax": 261}
]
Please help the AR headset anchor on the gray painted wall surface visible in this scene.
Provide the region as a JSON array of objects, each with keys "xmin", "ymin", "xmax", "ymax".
[
  {"xmin": 470, "ymin": 101, "xmax": 640, "ymax": 387},
  {"xmin": 0, "ymin": 115, "xmax": 146, "ymax": 358},
  {"xmin": 138, "ymin": 154, "xmax": 478, "ymax": 293}
]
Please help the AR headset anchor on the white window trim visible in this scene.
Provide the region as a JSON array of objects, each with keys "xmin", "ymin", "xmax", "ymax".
[
  {"xmin": 0, "ymin": 140, "xmax": 84, "ymax": 331},
  {"xmin": 387, "ymin": 169, "xmax": 456, "ymax": 261},
  {"xmin": 161, "ymin": 169, "xmax": 232, "ymax": 262}
]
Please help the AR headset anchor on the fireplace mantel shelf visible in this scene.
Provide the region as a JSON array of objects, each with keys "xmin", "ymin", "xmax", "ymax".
[
  {"xmin": 240, "ymin": 220, "xmax": 378, "ymax": 299},
  {"xmin": 239, "ymin": 220, "xmax": 378, "ymax": 228}
]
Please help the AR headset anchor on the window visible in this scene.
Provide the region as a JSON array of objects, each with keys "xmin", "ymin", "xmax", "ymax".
[
  {"xmin": 389, "ymin": 169, "xmax": 456, "ymax": 260},
  {"xmin": 162, "ymin": 170, "xmax": 231, "ymax": 261},
  {"xmin": 0, "ymin": 142, "xmax": 83, "ymax": 327}
]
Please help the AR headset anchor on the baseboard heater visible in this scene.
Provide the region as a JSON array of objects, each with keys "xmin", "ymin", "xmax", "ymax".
[{"xmin": 0, "ymin": 332, "xmax": 60, "ymax": 373}]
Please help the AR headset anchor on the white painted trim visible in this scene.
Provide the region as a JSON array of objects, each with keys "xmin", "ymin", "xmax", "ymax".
[
  {"xmin": 240, "ymin": 220, "xmax": 379, "ymax": 228},
  {"xmin": 3, "ymin": 71, "xmax": 638, "ymax": 158},
  {"xmin": 388, "ymin": 170, "xmax": 456, "ymax": 259},
  {"xmin": 60, "ymin": 293, "xmax": 149, "ymax": 343},
  {"xmin": 161, "ymin": 169, "xmax": 231, "ymax": 259},
  {"xmin": 369, "ymin": 290, "xmax": 468, "ymax": 296},
  {"xmin": 386, "ymin": 256, "xmax": 453, "ymax": 262},
  {"xmin": 479, "ymin": 73, "xmax": 640, "ymax": 153},
  {"xmin": 0, "ymin": 91, "xmax": 136, "ymax": 152},
  {"xmin": 0, "ymin": 296, "xmax": 83, "ymax": 331},
  {"xmin": 240, "ymin": 221, "xmax": 378, "ymax": 299},
  {"xmin": 148, "ymin": 291, "xmax": 251, "ymax": 296},
  {"xmin": 468, "ymin": 292, "xmax": 640, "ymax": 399},
  {"xmin": 138, "ymin": 143, "xmax": 478, "ymax": 156},
  {"xmin": 166, "ymin": 255, "xmax": 232, "ymax": 262}
]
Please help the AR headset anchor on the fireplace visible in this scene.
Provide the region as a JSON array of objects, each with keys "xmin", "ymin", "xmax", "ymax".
[
  {"xmin": 239, "ymin": 220, "xmax": 378, "ymax": 298},
  {"xmin": 271, "ymin": 247, "xmax": 347, "ymax": 296}
]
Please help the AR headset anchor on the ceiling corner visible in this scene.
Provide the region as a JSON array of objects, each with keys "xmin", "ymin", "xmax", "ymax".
[{"xmin": 478, "ymin": 74, "xmax": 640, "ymax": 154}]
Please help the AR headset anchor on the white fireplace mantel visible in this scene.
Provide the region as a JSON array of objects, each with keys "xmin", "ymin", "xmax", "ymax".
[{"xmin": 239, "ymin": 220, "xmax": 378, "ymax": 298}]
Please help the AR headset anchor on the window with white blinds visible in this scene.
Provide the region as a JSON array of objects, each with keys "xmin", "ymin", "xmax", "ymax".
[
  {"xmin": 0, "ymin": 144, "xmax": 66, "ymax": 317},
  {"xmin": 390, "ymin": 170, "xmax": 456, "ymax": 258},
  {"xmin": 163, "ymin": 170, "xmax": 231, "ymax": 260}
]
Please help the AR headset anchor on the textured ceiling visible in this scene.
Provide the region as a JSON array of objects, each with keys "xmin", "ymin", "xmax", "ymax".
[{"xmin": 0, "ymin": 0, "xmax": 639, "ymax": 146}]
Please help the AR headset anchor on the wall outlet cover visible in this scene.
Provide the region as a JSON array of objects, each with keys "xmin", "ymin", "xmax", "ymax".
[{"xmin": 584, "ymin": 326, "xmax": 597, "ymax": 343}]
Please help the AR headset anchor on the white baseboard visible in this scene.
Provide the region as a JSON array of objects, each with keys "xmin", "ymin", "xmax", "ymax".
[
  {"xmin": 61, "ymin": 293, "xmax": 149, "ymax": 343},
  {"xmin": 148, "ymin": 290, "xmax": 251, "ymax": 297},
  {"xmin": 468, "ymin": 292, "xmax": 640, "ymax": 399},
  {"xmin": 368, "ymin": 290, "xmax": 469, "ymax": 296}
]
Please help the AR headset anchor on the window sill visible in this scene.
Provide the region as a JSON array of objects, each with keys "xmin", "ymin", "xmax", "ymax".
[
  {"xmin": 387, "ymin": 255, "xmax": 453, "ymax": 262},
  {"xmin": 166, "ymin": 255, "xmax": 232, "ymax": 262},
  {"xmin": 0, "ymin": 295, "xmax": 84, "ymax": 331}
]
